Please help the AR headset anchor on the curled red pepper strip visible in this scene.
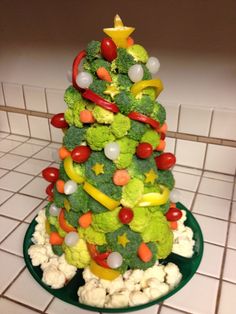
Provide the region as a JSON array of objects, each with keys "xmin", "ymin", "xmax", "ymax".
[
  {"xmin": 72, "ymin": 50, "xmax": 87, "ymax": 90},
  {"xmin": 128, "ymin": 111, "xmax": 160, "ymax": 129},
  {"xmin": 87, "ymin": 243, "xmax": 110, "ymax": 268},
  {"xmin": 82, "ymin": 89, "xmax": 120, "ymax": 113}
]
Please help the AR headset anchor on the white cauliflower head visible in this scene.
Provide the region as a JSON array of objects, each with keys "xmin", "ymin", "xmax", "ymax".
[
  {"xmin": 42, "ymin": 264, "xmax": 66, "ymax": 289},
  {"xmin": 28, "ymin": 244, "xmax": 49, "ymax": 266}
]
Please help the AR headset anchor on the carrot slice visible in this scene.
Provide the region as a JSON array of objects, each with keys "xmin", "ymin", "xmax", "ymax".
[
  {"xmin": 96, "ymin": 67, "xmax": 112, "ymax": 82},
  {"xmin": 169, "ymin": 221, "xmax": 178, "ymax": 230},
  {"xmin": 58, "ymin": 146, "xmax": 71, "ymax": 160},
  {"xmin": 113, "ymin": 170, "xmax": 130, "ymax": 186},
  {"xmin": 138, "ymin": 242, "xmax": 153, "ymax": 262},
  {"xmin": 127, "ymin": 37, "xmax": 134, "ymax": 46},
  {"xmin": 156, "ymin": 140, "xmax": 166, "ymax": 151},
  {"xmin": 80, "ymin": 110, "xmax": 95, "ymax": 123},
  {"xmin": 157, "ymin": 122, "xmax": 168, "ymax": 134},
  {"xmin": 78, "ymin": 211, "xmax": 92, "ymax": 228},
  {"xmin": 49, "ymin": 232, "xmax": 64, "ymax": 245},
  {"xmin": 56, "ymin": 180, "xmax": 65, "ymax": 194}
]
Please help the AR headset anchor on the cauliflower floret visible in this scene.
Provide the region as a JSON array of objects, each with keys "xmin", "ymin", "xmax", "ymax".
[
  {"xmin": 58, "ymin": 255, "xmax": 77, "ymax": 280},
  {"xmin": 105, "ymin": 290, "xmax": 130, "ymax": 308},
  {"xmin": 28, "ymin": 244, "xmax": 49, "ymax": 266},
  {"xmin": 44, "ymin": 243, "xmax": 55, "ymax": 258},
  {"xmin": 42, "ymin": 264, "xmax": 66, "ymax": 289},
  {"xmin": 78, "ymin": 279, "xmax": 106, "ymax": 307},
  {"xmin": 164, "ymin": 263, "xmax": 182, "ymax": 288},
  {"xmin": 172, "ymin": 219, "xmax": 195, "ymax": 258},
  {"xmin": 141, "ymin": 265, "xmax": 166, "ymax": 288},
  {"xmin": 41, "ymin": 256, "xmax": 59, "ymax": 271},
  {"xmin": 35, "ymin": 209, "xmax": 46, "ymax": 224},
  {"xmin": 32, "ymin": 230, "xmax": 47, "ymax": 245},
  {"xmin": 129, "ymin": 269, "xmax": 144, "ymax": 283},
  {"xmin": 82, "ymin": 267, "xmax": 98, "ymax": 282},
  {"xmin": 129, "ymin": 291, "xmax": 149, "ymax": 306},
  {"xmin": 101, "ymin": 276, "xmax": 124, "ymax": 295}
]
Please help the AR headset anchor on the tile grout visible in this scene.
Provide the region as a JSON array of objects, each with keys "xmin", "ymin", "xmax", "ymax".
[{"xmin": 1, "ymin": 295, "xmax": 45, "ymax": 314}]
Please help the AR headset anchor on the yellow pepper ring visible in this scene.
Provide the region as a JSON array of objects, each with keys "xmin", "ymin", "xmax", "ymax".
[
  {"xmin": 89, "ymin": 260, "xmax": 120, "ymax": 281},
  {"xmin": 131, "ymin": 79, "xmax": 164, "ymax": 98},
  {"xmin": 83, "ymin": 181, "xmax": 120, "ymax": 211},
  {"xmin": 64, "ymin": 156, "xmax": 84, "ymax": 184},
  {"xmin": 138, "ymin": 185, "xmax": 170, "ymax": 207}
]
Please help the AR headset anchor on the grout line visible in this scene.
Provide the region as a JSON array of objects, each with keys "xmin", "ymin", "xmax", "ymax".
[
  {"xmin": 161, "ymin": 304, "xmax": 193, "ymax": 314},
  {"xmin": 43, "ymin": 296, "xmax": 55, "ymax": 313},
  {"xmin": 0, "ymin": 247, "xmax": 25, "ymax": 258},
  {"xmin": 1, "ymin": 295, "xmax": 45, "ymax": 314},
  {"xmin": 1, "ymin": 265, "xmax": 27, "ymax": 297}
]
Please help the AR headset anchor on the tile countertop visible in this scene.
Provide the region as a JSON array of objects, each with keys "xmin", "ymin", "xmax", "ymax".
[{"xmin": 0, "ymin": 132, "xmax": 235, "ymax": 314}]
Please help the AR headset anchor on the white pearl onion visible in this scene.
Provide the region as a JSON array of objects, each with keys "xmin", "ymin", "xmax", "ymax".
[
  {"xmin": 76, "ymin": 71, "xmax": 93, "ymax": 88},
  {"xmin": 146, "ymin": 57, "xmax": 160, "ymax": 74},
  {"xmin": 64, "ymin": 180, "xmax": 77, "ymax": 195},
  {"xmin": 128, "ymin": 64, "xmax": 144, "ymax": 82},
  {"xmin": 170, "ymin": 189, "xmax": 181, "ymax": 203},
  {"xmin": 104, "ymin": 142, "xmax": 120, "ymax": 160},
  {"xmin": 107, "ymin": 252, "xmax": 123, "ymax": 269},
  {"xmin": 49, "ymin": 203, "xmax": 60, "ymax": 216},
  {"xmin": 64, "ymin": 232, "xmax": 79, "ymax": 247}
]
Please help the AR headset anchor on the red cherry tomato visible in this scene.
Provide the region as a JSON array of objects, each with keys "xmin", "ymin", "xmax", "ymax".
[
  {"xmin": 155, "ymin": 152, "xmax": 176, "ymax": 170},
  {"xmin": 136, "ymin": 142, "xmax": 153, "ymax": 159},
  {"xmin": 166, "ymin": 207, "xmax": 182, "ymax": 221},
  {"xmin": 45, "ymin": 183, "xmax": 54, "ymax": 197},
  {"xmin": 101, "ymin": 38, "xmax": 117, "ymax": 62},
  {"xmin": 119, "ymin": 207, "xmax": 134, "ymax": 224},
  {"xmin": 42, "ymin": 167, "xmax": 59, "ymax": 183},
  {"xmin": 51, "ymin": 113, "xmax": 69, "ymax": 129},
  {"xmin": 160, "ymin": 132, "xmax": 166, "ymax": 140},
  {"xmin": 71, "ymin": 146, "xmax": 91, "ymax": 163}
]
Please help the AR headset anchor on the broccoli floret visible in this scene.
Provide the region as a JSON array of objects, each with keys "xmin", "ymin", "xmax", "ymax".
[
  {"xmin": 128, "ymin": 155, "xmax": 158, "ymax": 181},
  {"xmin": 126, "ymin": 44, "xmax": 149, "ymax": 63},
  {"xmin": 151, "ymin": 102, "xmax": 166, "ymax": 125},
  {"xmin": 127, "ymin": 120, "xmax": 149, "ymax": 141},
  {"xmin": 52, "ymin": 245, "xmax": 64, "ymax": 256},
  {"xmin": 142, "ymin": 64, "xmax": 152, "ymax": 80},
  {"xmin": 114, "ymin": 91, "xmax": 135, "ymax": 115},
  {"xmin": 141, "ymin": 129, "xmax": 160, "ymax": 149},
  {"xmin": 84, "ymin": 58, "xmax": 111, "ymax": 74},
  {"xmin": 59, "ymin": 161, "xmax": 69, "ymax": 181},
  {"xmin": 84, "ymin": 151, "xmax": 116, "ymax": 185},
  {"xmin": 98, "ymin": 181, "xmax": 122, "ymax": 201},
  {"xmin": 89, "ymin": 80, "xmax": 109, "ymax": 98},
  {"xmin": 86, "ymin": 40, "xmax": 101, "ymax": 62},
  {"xmin": 92, "ymin": 207, "xmax": 122, "ymax": 233},
  {"xmin": 128, "ymin": 242, "xmax": 157, "ymax": 270},
  {"xmin": 137, "ymin": 87, "xmax": 156, "ymax": 101},
  {"xmin": 68, "ymin": 185, "xmax": 89, "ymax": 213},
  {"xmin": 63, "ymin": 126, "xmax": 87, "ymax": 150},
  {"xmin": 111, "ymin": 113, "xmax": 131, "ymax": 138},
  {"xmin": 114, "ymin": 137, "xmax": 138, "ymax": 169},
  {"xmin": 156, "ymin": 170, "xmax": 175, "ymax": 190},
  {"xmin": 45, "ymin": 202, "xmax": 52, "ymax": 219},
  {"xmin": 134, "ymin": 95, "xmax": 154, "ymax": 116},
  {"xmin": 64, "ymin": 86, "xmax": 82, "ymax": 108},
  {"xmin": 111, "ymin": 48, "xmax": 136, "ymax": 74},
  {"xmin": 88, "ymin": 196, "xmax": 107, "ymax": 213},
  {"xmin": 64, "ymin": 101, "xmax": 85, "ymax": 128},
  {"xmin": 92, "ymin": 106, "xmax": 114, "ymax": 124},
  {"xmin": 78, "ymin": 226, "xmax": 106, "ymax": 245},
  {"xmin": 53, "ymin": 186, "xmax": 66, "ymax": 208},
  {"xmin": 112, "ymin": 74, "xmax": 133, "ymax": 92},
  {"xmin": 121, "ymin": 178, "xmax": 144, "ymax": 208},
  {"xmin": 64, "ymin": 210, "xmax": 80, "ymax": 227},
  {"xmin": 85, "ymin": 125, "xmax": 115, "ymax": 151}
]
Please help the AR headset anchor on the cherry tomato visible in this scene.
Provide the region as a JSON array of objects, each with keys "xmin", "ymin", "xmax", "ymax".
[
  {"xmin": 166, "ymin": 207, "xmax": 182, "ymax": 221},
  {"xmin": 45, "ymin": 183, "xmax": 54, "ymax": 197},
  {"xmin": 101, "ymin": 38, "xmax": 117, "ymax": 62},
  {"xmin": 71, "ymin": 146, "xmax": 91, "ymax": 163},
  {"xmin": 136, "ymin": 142, "xmax": 153, "ymax": 159},
  {"xmin": 160, "ymin": 132, "xmax": 166, "ymax": 140},
  {"xmin": 51, "ymin": 113, "xmax": 69, "ymax": 129},
  {"xmin": 42, "ymin": 167, "xmax": 59, "ymax": 183},
  {"xmin": 155, "ymin": 152, "xmax": 176, "ymax": 170},
  {"xmin": 119, "ymin": 207, "xmax": 134, "ymax": 224}
]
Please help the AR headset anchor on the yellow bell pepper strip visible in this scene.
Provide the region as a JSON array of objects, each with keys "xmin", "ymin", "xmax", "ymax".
[
  {"xmin": 89, "ymin": 259, "xmax": 120, "ymax": 280},
  {"xmin": 138, "ymin": 185, "xmax": 170, "ymax": 207},
  {"xmin": 131, "ymin": 79, "xmax": 164, "ymax": 98},
  {"xmin": 64, "ymin": 156, "xmax": 84, "ymax": 184},
  {"xmin": 103, "ymin": 14, "xmax": 135, "ymax": 48},
  {"xmin": 45, "ymin": 220, "xmax": 51, "ymax": 235},
  {"xmin": 83, "ymin": 181, "xmax": 120, "ymax": 210}
]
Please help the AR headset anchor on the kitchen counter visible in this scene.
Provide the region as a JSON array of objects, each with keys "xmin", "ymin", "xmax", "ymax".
[{"xmin": 0, "ymin": 132, "xmax": 235, "ymax": 314}]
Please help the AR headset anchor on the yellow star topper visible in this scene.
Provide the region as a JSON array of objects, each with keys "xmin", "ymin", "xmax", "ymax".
[
  {"xmin": 92, "ymin": 163, "xmax": 104, "ymax": 176},
  {"xmin": 117, "ymin": 233, "xmax": 130, "ymax": 248},
  {"xmin": 145, "ymin": 169, "xmax": 158, "ymax": 184},
  {"xmin": 103, "ymin": 14, "xmax": 135, "ymax": 48}
]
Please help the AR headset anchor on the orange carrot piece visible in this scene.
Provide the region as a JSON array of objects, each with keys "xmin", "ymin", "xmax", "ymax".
[
  {"xmin": 49, "ymin": 232, "xmax": 64, "ymax": 245},
  {"xmin": 138, "ymin": 242, "xmax": 153, "ymax": 262},
  {"xmin": 56, "ymin": 180, "xmax": 65, "ymax": 194},
  {"xmin": 113, "ymin": 170, "xmax": 130, "ymax": 186},
  {"xmin": 80, "ymin": 110, "xmax": 95, "ymax": 123},
  {"xmin": 58, "ymin": 146, "xmax": 71, "ymax": 160},
  {"xmin": 170, "ymin": 202, "xmax": 176, "ymax": 208},
  {"xmin": 169, "ymin": 221, "xmax": 178, "ymax": 230},
  {"xmin": 96, "ymin": 67, "xmax": 112, "ymax": 82},
  {"xmin": 156, "ymin": 140, "xmax": 166, "ymax": 151},
  {"xmin": 79, "ymin": 211, "xmax": 92, "ymax": 228},
  {"xmin": 158, "ymin": 122, "xmax": 168, "ymax": 134},
  {"xmin": 127, "ymin": 37, "xmax": 134, "ymax": 46}
]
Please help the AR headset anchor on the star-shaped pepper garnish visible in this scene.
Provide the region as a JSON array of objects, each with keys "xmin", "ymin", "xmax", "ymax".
[
  {"xmin": 144, "ymin": 169, "xmax": 157, "ymax": 184},
  {"xmin": 92, "ymin": 163, "xmax": 104, "ymax": 176},
  {"xmin": 117, "ymin": 233, "xmax": 130, "ymax": 248},
  {"xmin": 104, "ymin": 85, "xmax": 120, "ymax": 99},
  {"xmin": 103, "ymin": 14, "xmax": 135, "ymax": 48}
]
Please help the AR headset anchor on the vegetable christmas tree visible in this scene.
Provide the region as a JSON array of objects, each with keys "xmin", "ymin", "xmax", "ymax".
[{"xmin": 43, "ymin": 15, "xmax": 181, "ymax": 281}]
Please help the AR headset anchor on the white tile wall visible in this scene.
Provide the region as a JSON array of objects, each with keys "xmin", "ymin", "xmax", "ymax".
[
  {"xmin": 164, "ymin": 103, "xmax": 179, "ymax": 132},
  {"xmin": 28, "ymin": 116, "xmax": 51, "ymax": 140},
  {"xmin": 0, "ymin": 83, "xmax": 5, "ymax": 105},
  {"xmin": 179, "ymin": 104, "xmax": 212, "ymax": 136},
  {"xmin": 210, "ymin": 109, "xmax": 236, "ymax": 141},
  {"xmin": 8, "ymin": 112, "xmax": 30, "ymax": 136},
  {"xmin": 24, "ymin": 85, "xmax": 47, "ymax": 112},
  {"xmin": 0, "ymin": 111, "xmax": 10, "ymax": 132},
  {"xmin": 2, "ymin": 83, "xmax": 25, "ymax": 109},
  {"xmin": 50, "ymin": 123, "xmax": 63, "ymax": 143},
  {"xmin": 218, "ymin": 281, "xmax": 236, "ymax": 314},
  {"xmin": 165, "ymin": 137, "xmax": 176, "ymax": 153},
  {"xmin": 205, "ymin": 144, "xmax": 236, "ymax": 175},
  {"xmin": 46, "ymin": 88, "xmax": 66, "ymax": 114}
]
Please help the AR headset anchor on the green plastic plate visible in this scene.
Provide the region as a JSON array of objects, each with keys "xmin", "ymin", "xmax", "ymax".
[{"xmin": 23, "ymin": 202, "xmax": 204, "ymax": 312}]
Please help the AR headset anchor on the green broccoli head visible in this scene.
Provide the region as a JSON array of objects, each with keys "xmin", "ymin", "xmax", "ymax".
[
  {"xmin": 112, "ymin": 74, "xmax": 133, "ymax": 92},
  {"xmin": 151, "ymin": 102, "xmax": 166, "ymax": 125},
  {"xmin": 92, "ymin": 106, "xmax": 114, "ymax": 124},
  {"xmin": 84, "ymin": 58, "xmax": 111, "ymax": 74},
  {"xmin": 64, "ymin": 86, "xmax": 83, "ymax": 109},
  {"xmin": 53, "ymin": 186, "xmax": 66, "ymax": 208},
  {"xmin": 141, "ymin": 129, "xmax": 160, "ymax": 149},
  {"xmin": 59, "ymin": 161, "xmax": 70, "ymax": 181},
  {"xmin": 128, "ymin": 242, "xmax": 157, "ymax": 270},
  {"xmin": 78, "ymin": 226, "xmax": 107, "ymax": 245},
  {"xmin": 111, "ymin": 113, "xmax": 131, "ymax": 138},
  {"xmin": 134, "ymin": 95, "xmax": 154, "ymax": 116},
  {"xmin": 111, "ymin": 48, "xmax": 136, "ymax": 74},
  {"xmin": 121, "ymin": 178, "xmax": 144, "ymax": 208},
  {"xmin": 114, "ymin": 137, "xmax": 138, "ymax": 169},
  {"xmin": 128, "ymin": 155, "xmax": 158, "ymax": 181},
  {"xmin": 91, "ymin": 207, "xmax": 122, "ymax": 233},
  {"xmin": 68, "ymin": 185, "xmax": 89, "ymax": 213},
  {"xmin": 63, "ymin": 125, "xmax": 87, "ymax": 150},
  {"xmin": 156, "ymin": 170, "xmax": 175, "ymax": 190},
  {"xmin": 141, "ymin": 64, "xmax": 152, "ymax": 80},
  {"xmin": 128, "ymin": 207, "xmax": 151, "ymax": 232},
  {"xmin": 89, "ymin": 79, "xmax": 109, "ymax": 99},
  {"xmin": 114, "ymin": 91, "xmax": 135, "ymax": 115},
  {"xmin": 127, "ymin": 120, "xmax": 149, "ymax": 141},
  {"xmin": 126, "ymin": 44, "xmax": 149, "ymax": 63},
  {"xmin": 64, "ymin": 210, "xmax": 80, "ymax": 228},
  {"xmin": 64, "ymin": 238, "xmax": 91, "ymax": 268},
  {"xmin": 86, "ymin": 40, "xmax": 101, "ymax": 62},
  {"xmin": 64, "ymin": 101, "xmax": 85, "ymax": 128},
  {"xmin": 85, "ymin": 124, "xmax": 115, "ymax": 151}
]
